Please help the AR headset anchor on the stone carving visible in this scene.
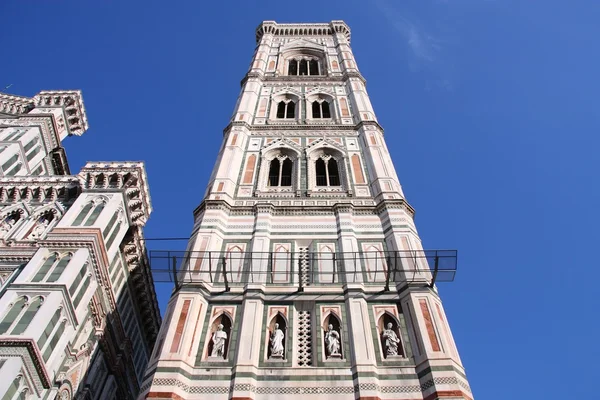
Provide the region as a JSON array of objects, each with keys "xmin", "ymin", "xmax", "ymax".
[
  {"xmin": 270, "ymin": 323, "xmax": 285, "ymax": 358},
  {"xmin": 0, "ymin": 214, "xmax": 17, "ymax": 235},
  {"xmin": 325, "ymin": 324, "xmax": 341, "ymax": 358},
  {"xmin": 26, "ymin": 216, "xmax": 50, "ymax": 239},
  {"xmin": 382, "ymin": 322, "xmax": 401, "ymax": 357},
  {"xmin": 210, "ymin": 324, "xmax": 228, "ymax": 358}
]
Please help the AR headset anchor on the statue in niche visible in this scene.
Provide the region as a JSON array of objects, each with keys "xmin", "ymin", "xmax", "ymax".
[
  {"xmin": 382, "ymin": 322, "xmax": 401, "ymax": 357},
  {"xmin": 325, "ymin": 324, "xmax": 341, "ymax": 358},
  {"xmin": 210, "ymin": 324, "xmax": 228, "ymax": 358},
  {"xmin": 270, "ymin": 323, "xmax": 285, "ymax": 358}
]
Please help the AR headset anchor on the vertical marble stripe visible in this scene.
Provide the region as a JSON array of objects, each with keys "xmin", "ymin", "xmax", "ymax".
[
  {"xmin": 170, "ymin": 300, "xmax": 191, "ymax": 353},
  {"xmin": 419, "ymin": 299, "xmax": 441, "ymax": 352}
]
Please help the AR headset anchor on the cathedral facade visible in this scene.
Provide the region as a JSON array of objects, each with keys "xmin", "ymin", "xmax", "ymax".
[
  {"xmin": 0, "ymin": 90, "xmax": 161, "ymax": 399},
  {"xmin": 142, "ymin": 21, "xmax": 472, "ymax": 400}
]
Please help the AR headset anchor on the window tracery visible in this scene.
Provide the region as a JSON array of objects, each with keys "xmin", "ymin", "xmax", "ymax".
[{"xmin": 287, "ymin": 58, "xmax": 321, "ymax": 76}]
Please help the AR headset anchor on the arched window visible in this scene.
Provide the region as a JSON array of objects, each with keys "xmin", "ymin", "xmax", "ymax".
[
  {"xmin": 309, "ymin": 59, "xmax": 319, "ymax": 75},
  {"xmin": 32, "ymin": 253, "xmax": 57, "ymax": 282},
  {"xmin": 312, "ymin": 101, "xmax": 331, "ymax": 118},
  {"xmin": 38, "ymin": 308, "xmax": 61, "ymax": 349},
  {"xmin": 46, "ymin": 253, "xmax": 72, "ymax": 283},
  {"xmin": 2, "ymin": 154, "xmax": 19, "ymax": 174},
  {"xmin": 288, "ymin": 59, "xmax": 298, "ymax": 75},
  {"xmin": 6, "ymin": 161, "xmax": 22, "ymax": 176},
  {"xmin": 287, "ymin": 58, "xmax": 321, "ymax": 76},
  {"xmin": 84, "ymin": 202, "xmax": 105, "ymax": 226},
  {"xmin": 72, "ymin": 202, "xmax": 93, "ymax": 226},
  {"xmin": 11, "ymin": 296, "xmax": 42, "ymax": 334},
  {"xmin": 267, "ymin": 157, "xmax": 293, "ymax": 187},
  {"xmin": 43, "ymin": 319, "xmax": 66, "ymax": 361},
  {"xmin": 3, "ymin": 376, "xmax": 21, "ymax": 400},
  {"xmin": 299, "ymin": 59, "xmax": 308, "ymax": 75},
  {"xmin": 0, "ymin": 296, "xmax": 26, "ymax": 334},
  {"xmin": 276, "ymin": 101, "xmax": 295, "ymax": 119},
  {"xmin": 315, "ymin": 156, "xmax": 341, "ymax": 187}
]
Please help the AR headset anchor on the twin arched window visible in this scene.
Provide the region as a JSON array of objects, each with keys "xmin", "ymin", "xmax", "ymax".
[
  {"xmin": 73, "ymin": 200, "xmax": 105, "ymax": 226},
  {"xmin": 276, "ymin": 101, "xmax": 295, "ymax": 119},
  {"xmin": 312, "ymin": 101, "xmax": 331, "ymax": 118},
  {"xmin": 268, "ymin": 156, "xmax": 293, "ymax": 187},
  {"xmin": 315, "ymin": 156, "xmax": 340, "ymax": 186},
  {"xmin": 288, "ymin": 59, "xmax": 320, "ymax": 76},
  {"xmin": 0, "ymin": 295, "xmax": 43, "ymax": 335},
  {"xmin": 32, "ymin": 252, "xmax": 72, "ymax": 282}
]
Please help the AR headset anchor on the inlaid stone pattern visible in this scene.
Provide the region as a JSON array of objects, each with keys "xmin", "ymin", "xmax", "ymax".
[
  {"xmin": 296, "ymin": 310, "xmax": 312, "ymax": 366},
  {"xmin": 298, "ymin": 246, "xmax": 310, "ymax": 286}
]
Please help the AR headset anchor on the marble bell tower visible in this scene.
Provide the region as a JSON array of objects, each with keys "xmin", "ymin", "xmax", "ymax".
[{"xmin": 141, "ymin": 21, "xmax": 473, "ymax": 400}]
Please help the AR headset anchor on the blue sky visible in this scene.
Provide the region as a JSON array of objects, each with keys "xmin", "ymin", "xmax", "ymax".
[{"xmin": 2, "ymin": 1, "xmax": 599, "ymax": 398}]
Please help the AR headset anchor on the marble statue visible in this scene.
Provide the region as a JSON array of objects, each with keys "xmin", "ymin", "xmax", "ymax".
[
  {"xmin": 325, "ymin": 324, "xmax": 341, "ymax": 357},
  {"xmin": 270, "ymin": 323, "xmax": 285, "ymax": 357},
  {"xmin": 382, "ymin": 322, "xmax": 401, "ymax": 356},
  {"xmin": 210, "ymin": 324, "xmax": 227, "ymax": 358}
]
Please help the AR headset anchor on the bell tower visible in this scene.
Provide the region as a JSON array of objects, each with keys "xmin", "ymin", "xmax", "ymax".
[{"xmin": 142, "ymin": 21, "xmax": 472, "ymax": 400}]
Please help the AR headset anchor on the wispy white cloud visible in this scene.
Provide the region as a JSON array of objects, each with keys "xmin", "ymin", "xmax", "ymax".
[{"xmin": 374, "ymin": 0, "xmax": 452, "ymax": 90}]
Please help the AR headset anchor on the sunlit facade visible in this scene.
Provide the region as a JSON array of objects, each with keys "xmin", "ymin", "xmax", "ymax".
[
  {"xmin": 0, "ymin": 90, "xmax": 161, "ymax": 399},
  {"xmin": 142, "ymin": 21, "xmax": 472, "ymax": 400}
]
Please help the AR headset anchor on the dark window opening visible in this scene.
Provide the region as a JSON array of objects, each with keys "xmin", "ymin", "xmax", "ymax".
[
  {"xmin": 299, "ymin": 59, "xmax": 308, "ymax": 75},
  {"xmin": 328, "ymin": 159, "xmax": 340, "ymax": 186},
  {"xmin": 268, "ymin": 158, "xmax": 280, "ymax": 186},
  {"xmin": 316, "ymin": 158, "xmax": 327, "ymax": 186},
  {"xmin": 312, "ymin": 101, "xmax": 331, "ymax": 118},
  {"xmin": 280, "ymin": 158, "xmax": 293, "ymax": 186},
  {"xmin": 286, "ymin": 101, "xmax": 295, "ymax": 118},
  {"xmin": 312, "ymin": 101, "xmax": 321, "ymax": 118},
  {"xmin": 276, "ymin": 102, "xmax": 286, "ymax": 118},
  {"xmin": 309, "ymin": 59, "xmax": 319, "ymax": 75},
  {"xmin": 288, "ymin": 60, "xmax": 298, "ymax": 75},
  {"xmin": 322, "ymin": 101, "xmax": 331, "ymax": 118}
]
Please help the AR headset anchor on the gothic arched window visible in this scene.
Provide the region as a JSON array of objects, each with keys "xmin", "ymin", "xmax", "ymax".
[
  {"xmin": 309, "ymin": 59, "xmax": 319, "ymax": 75},
  {"xmin": 315, "ymin": 156, "xmax": 340, "ymax": 186},
  {"xmin": 11, "ymin": 296, "xmax": 42, "ymax": 335},
  {"xmin": 0, "ymin": 296, "xmax": 26, "ymax": 334},
  {"xmin": 312, "ymin": 101, "xmax": 331, "ymax": 118},
  {"xmin": 288, "ymin": 59, "xmax": 298, "ymax": 75},
  {"xmin": 276, "ymin": 101, "xmax": 295, "ymax": 119},
  {"xmin": 268, "ymin": 157, "xmax": 293, "ymax": 187},
  {"xmin": 286, "ymin": 57, "xmax": 321, "ymax": 76}
]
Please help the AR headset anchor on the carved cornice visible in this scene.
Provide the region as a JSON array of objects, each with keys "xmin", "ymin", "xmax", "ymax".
[
  {"xmin": 121, "ymin": 227, "xmax": 161, "ymax": 345},
  {"xmin": 0, "ymin": 338, "xmax": 51, "ymax": 392},
  {"xmin": 33, "ymin": 90, "xmax": 88, "ymax": 135},
  {"xmin": 255, "ymin": 20, "xmax": 350, "ymax": 44},
  {"xmin": 79, "ymin": 162, "xmax": 152, "ymax": 227},
  {"xmin": 0, "ymin": 93, "xmax": 34, "ymax": 115}
]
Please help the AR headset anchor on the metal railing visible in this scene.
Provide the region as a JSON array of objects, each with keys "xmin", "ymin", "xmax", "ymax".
[{"xmin": 149, "ymin": 249, "xmax": 457, "ymax": 291}]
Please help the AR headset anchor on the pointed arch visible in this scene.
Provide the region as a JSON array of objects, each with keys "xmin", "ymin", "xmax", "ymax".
[
  {"xmin": 11, "ymin": 296, "xmax": 43, "ymax": 334},
  {"xmin": 267, "ymin": 312, "xmax": 287, "ymax": 359},
  {"xmin": 0, "ymin": 296, "xmax": 26, "ymax": 334},
  {"xmin": 206, "ymin": 312, "xmax": 232, "ymax": 359},
  {"xmin": 378, "ymin": 311, "xmax": 404, "ymax": 358}
]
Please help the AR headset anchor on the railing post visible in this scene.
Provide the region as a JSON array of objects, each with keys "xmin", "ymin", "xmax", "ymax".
[
  {"xmin": 332, "ymin": 253, "xmax": 336, "ymax": 283},
  {"xmin": 384, "ymin": 253, "xmax": 391, "ymax": 292},
  {"xmin": 172, "ymin": 255, "xmax": 180, "ymax": 292},
  {"xmin": 222, "ymin": 256, "xmax": 230, "ymax": 292},
  {"xmin": 208, "ymin": 251, "xmax": 213, "ymax": 283},
  {"xmin": 429, "ymin": 252, "xmax": 439, "ymax": 288}
]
